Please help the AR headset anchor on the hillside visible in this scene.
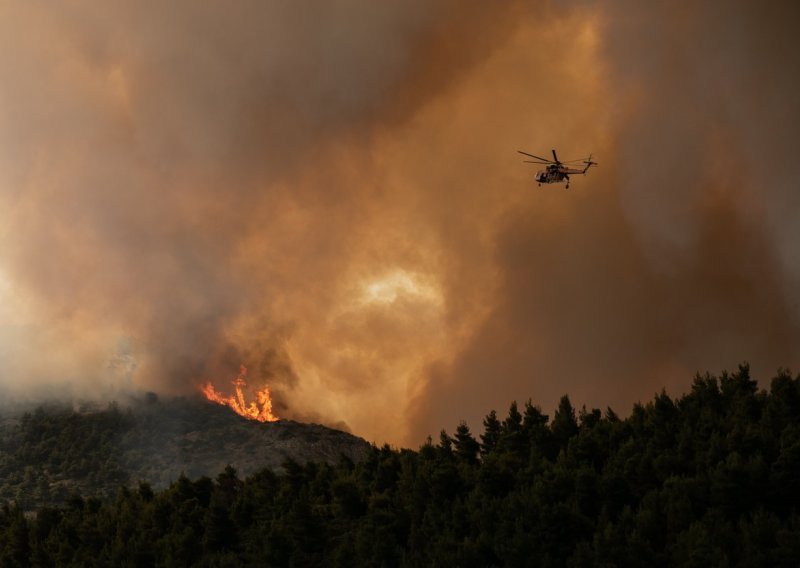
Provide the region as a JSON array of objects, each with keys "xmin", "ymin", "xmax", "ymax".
[
  {"xmin": 0, "ymin": 395, "xmax": 370, "ymax": 509},
  {"xmin": 2, "ymin": 365, "xmax": 799, "ymax": 566}
]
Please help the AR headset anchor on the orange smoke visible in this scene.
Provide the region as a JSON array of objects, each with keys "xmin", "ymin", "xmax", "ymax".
[{"xmin": 200, "ymin": 364, "xmax": 278, "ymax": 422}]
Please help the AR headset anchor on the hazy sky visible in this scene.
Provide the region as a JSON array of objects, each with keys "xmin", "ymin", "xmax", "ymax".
[{"xmin": 1, "ymin": 1, "xmax": 798, "ymax": 446}]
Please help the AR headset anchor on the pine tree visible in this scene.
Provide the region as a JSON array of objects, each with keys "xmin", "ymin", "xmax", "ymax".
[
  {"xmin": 522, "ymin": 400, "xmax": 548, "ymax": 432},
  {"xmin": 551, "ymin": 395, "xmax": 579, "ymax": 450},
  {"xmin": 438, "ymin": 430, "xmax": 454, "ymax": 457},
  {"xmin": 480, "ymin": 410, "xmax": 502, "ymax": 456},
  {"xmin": 503, "ymin": 401, "xmax": 523, "ymax": 434},
  {"xmin": 453, "ymin": 422, "xmax": 480, "ymax": 465},
  {"xmin": 500, "ymin": 402, "xmax": 527, "ymax": 458}
]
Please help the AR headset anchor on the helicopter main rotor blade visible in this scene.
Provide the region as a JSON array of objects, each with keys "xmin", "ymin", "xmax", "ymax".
[
  {"xmin": 518, "ymin": 150, "xmax": 553, "ymax": 162},
  {"xmin": 523, "ymin": 160, "xmax": 551, "ymax": 164},
  {"xmin": 551, "ymin": 149, "xmax": 560, "ymax": 163}
]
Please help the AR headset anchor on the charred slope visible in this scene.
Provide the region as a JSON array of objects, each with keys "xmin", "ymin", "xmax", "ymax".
[{"xmin": 0, "ymin": 395, "xmax": 371, "ymax": 508}]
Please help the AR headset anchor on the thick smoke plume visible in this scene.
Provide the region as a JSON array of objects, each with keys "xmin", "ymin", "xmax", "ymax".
[{"xmin": 0, "ymin": 1, "xmax": 798, "ymax": 445}]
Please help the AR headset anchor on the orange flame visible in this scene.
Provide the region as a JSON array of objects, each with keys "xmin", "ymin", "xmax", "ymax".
[{"xmin": 200, "ymin": 364, "xmax": 278, "ymax": 422}]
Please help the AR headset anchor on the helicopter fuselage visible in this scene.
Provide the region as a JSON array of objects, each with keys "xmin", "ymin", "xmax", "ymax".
[
  {"xmin": 534, "ymin": 168, "xmax": 566, "ymax": 184},
  {"xmin": 534, "ymin": 165, "xmax": 585, "ymax": 185}
]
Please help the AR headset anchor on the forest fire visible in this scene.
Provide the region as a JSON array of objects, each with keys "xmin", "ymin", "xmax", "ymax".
[{"xmin": 200, "ymin": 364, "xmax": 279, "ymax": 422}]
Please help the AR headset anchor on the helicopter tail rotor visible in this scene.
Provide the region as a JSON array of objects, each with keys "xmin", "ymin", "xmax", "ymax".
[{"xmin": 582, "ymin": 154, "xmax": 598, "ymax": 173}]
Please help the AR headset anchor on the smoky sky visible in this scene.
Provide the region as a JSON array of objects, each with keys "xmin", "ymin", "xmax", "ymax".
[{"xmin": 1, "ymin": 1, "xmax": 798, "ymax": 446}]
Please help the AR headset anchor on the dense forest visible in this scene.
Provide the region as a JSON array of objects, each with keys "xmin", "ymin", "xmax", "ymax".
[{"xmin": 2, "ymin": 364, "xmax": 800, "ymax": 566}]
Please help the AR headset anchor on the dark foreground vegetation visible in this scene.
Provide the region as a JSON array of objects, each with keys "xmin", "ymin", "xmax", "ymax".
[{"xmin": 2, "ymin": 365, "xmax": 800, "ymax": 566}]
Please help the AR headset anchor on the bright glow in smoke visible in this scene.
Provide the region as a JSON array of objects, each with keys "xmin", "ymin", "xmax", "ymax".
[{"xmin": 361, "ymin": 270, "xmax": 442, "ymax": 306}]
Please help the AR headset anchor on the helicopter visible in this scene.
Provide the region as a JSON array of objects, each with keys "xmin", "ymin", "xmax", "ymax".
[{"xmin": 518, "ymin": 149, "xmax": 597, "ymax": 189}]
